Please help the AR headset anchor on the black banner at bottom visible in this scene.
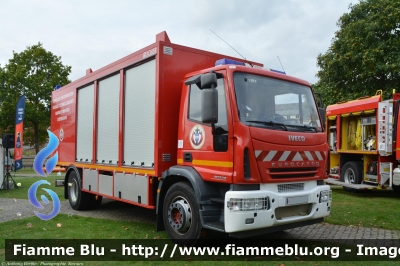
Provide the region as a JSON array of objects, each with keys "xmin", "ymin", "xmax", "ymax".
[{"xmin": 5, "ymin": 239, "xmax": 400, "ymax": 261}]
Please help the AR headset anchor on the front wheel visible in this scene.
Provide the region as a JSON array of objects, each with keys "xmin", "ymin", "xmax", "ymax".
[{"xmin": 163, "ymin": 182, "xmax": 202, "ymax": 246}]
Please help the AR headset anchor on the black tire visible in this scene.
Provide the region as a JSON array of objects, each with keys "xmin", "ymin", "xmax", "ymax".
[
  {"xmin": 163, "ymin": 182, "xmax": 202, "ymax": 246},
  {"xmin": 340, "ymin": 161, "xmax": 363, "ymax": 193},
  {"xmin": 68, "ymin": 171, "xmax": 102, "ymax": 210}
]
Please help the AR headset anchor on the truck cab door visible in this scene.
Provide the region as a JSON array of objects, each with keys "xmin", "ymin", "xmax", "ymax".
[{"xmin": 180, "ymin": 70, "xmax": 233, "ymax": 183}]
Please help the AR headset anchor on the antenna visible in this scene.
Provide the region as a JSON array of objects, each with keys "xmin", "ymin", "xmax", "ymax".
[
  {"xmin": 277, "ymin": 56, "xmax": 286, "ymax": 73},
  {"xmin": 209, "ymin": 29, "xmax": 253, "ymax": 67}
]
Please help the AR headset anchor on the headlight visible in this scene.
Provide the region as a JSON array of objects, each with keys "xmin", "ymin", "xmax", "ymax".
[
  {"xmin": 319, "ymin": 190, "xmax": 332, "ymax": 203},
  {"xmin": 227, "ymin": 197, "xmax": 270, "ymax": 212}
]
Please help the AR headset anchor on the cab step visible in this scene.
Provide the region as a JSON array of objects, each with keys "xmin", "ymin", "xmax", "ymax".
[
  {"xmin": 210, "ymin": 198, "xmax": 224, "ymax": 204},
  {"xmin": 204, "ymin": 221, "xmax": 225, "ymax": 232}
]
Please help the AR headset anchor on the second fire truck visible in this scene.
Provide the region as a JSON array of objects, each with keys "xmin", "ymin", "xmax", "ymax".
[{"xmin": 325, "ymin": 90, "xmax": 400, "ymax": 192}]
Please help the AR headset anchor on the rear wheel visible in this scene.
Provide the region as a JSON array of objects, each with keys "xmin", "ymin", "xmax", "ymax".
[
  {"xmin": 68, "ymin": 171, "xmax": 102, "ymax": 210},
  {"xmin": 163, "ymin": 182, "xmax": 202, "ymax": 246},
  {"xmin": 340, "ymin": 161, "xmax": 363, "ymax": 192}
]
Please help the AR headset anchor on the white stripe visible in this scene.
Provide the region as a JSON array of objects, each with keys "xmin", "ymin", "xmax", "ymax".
[
  {"xmin": 254, "ymin": 150, "xmax": 262, "ymax": 158},
  {"xmin": 304, "ymin": 151, "xmax": 314, "ymax": 161},
  {"xmin": 315, "ymin": 151, "xmax": 323, "ymax": 160},
  {"xmin": 292, "ymin": 152, "xmax": 303, "ymax": 161},
  {"xmin": 264, "ymin": 151, "xmax": 277, "ymax": 161},
  {"xmin": 278, "ymin": 151, "xmax": 291, "ymax": 161}
]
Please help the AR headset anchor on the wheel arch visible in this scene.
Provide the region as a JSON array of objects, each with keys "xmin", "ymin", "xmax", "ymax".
[{"xmin": 156, "ymin": 165, "xmax": 222, "ymax": 231}]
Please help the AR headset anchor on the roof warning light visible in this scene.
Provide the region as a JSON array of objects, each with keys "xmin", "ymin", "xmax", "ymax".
[{"xmin": 215, "ymin": 58, "xmax": 245, "ymax": 66}]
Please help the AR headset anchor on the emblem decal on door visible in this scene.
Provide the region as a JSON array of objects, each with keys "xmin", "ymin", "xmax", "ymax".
[{"xmin": 190, "ymin": 124, "xmax": 205, "ymax": 149}]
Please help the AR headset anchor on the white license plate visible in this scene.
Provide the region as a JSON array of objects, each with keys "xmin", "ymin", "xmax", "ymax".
[{"xmin": 285, "ymin": 195, "xmax": 309, "ymax": 206}]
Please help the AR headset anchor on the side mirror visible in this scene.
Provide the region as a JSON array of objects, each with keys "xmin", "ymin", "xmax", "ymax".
[
  {"xmin": 201, "ymin": 73, "xmax": 217, "ymax": 89},
  {"xmin": 201, "ymin": 89, "xmax": 218, "ymax": 124}
]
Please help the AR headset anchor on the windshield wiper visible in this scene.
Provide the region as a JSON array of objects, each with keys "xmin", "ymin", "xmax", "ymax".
[
  {"xmin": 246, "ymin": 120, "xmax": 288, "ymax": 131},
  {"xmin": 286, "ymin": 124, "xmax": 318, "ymax": 132}
]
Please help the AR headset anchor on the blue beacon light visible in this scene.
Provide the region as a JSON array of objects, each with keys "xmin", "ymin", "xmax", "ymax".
[{"xmin": 215, "ymin": 58, "xmax": 245, "ymax": 66}]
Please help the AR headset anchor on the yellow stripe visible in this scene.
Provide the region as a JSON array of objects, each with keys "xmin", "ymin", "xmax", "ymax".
[
  {"xmin": 178, "ymin": 159, "xmax": 233, "ymax": 168},
  {"xmin": 193, "ymin": 159, "xmax": 233, "ymax": 168},
  {"xmin": 57, "ymin": 162, "xmax": 156, "ymax": 175},
  {"xmin": 328, "ymin": 115, "xmax": 336, "ymax": 120},
  {"xmin": 177, "ymin": 158, "xmax": 233, "ymax": 167}
]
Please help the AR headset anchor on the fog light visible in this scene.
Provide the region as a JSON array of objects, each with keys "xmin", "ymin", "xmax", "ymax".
[{"xmin": 227, "ymin": 197, "xmax": 270, "ymax": 212}]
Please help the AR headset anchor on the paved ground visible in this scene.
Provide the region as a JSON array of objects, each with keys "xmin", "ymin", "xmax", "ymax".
[{"xmin": 1, "ymin": 196, "xmax": 399, "ymax": 246}]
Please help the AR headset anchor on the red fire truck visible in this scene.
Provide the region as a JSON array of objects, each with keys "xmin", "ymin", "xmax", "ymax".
[
  {"xmin": 52, "ymin": 31, "xmax": 331, "ymax": 245},
  {"xmin": 325, "ymin": 90, "xmax": 400, "ymax": 192}
]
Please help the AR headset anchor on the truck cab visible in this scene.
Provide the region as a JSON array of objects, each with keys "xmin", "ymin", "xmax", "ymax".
[{"xmin": 159, "ymin": 59, "xmax": 331, "ymax": 244}]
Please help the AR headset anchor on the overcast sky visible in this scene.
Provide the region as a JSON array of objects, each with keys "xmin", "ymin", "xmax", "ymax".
[{"xmin": 0, "ymin": 0, "xmax": 355, "ymax": 84}]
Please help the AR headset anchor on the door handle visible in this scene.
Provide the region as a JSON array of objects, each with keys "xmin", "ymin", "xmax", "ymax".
[{"xmin": 184, "ymin": 152, "xmax": 192, "ymax": 162}]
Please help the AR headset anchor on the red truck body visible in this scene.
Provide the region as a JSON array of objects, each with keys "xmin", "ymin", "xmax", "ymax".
[{"xmin": 52, "ymin": 31, "xmax": 331, "ymax": 245}]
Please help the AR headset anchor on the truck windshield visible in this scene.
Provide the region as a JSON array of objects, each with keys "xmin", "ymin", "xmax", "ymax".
[{"xmin": 234, "ymin": 73, "xmax": 322, "ymax": 132}]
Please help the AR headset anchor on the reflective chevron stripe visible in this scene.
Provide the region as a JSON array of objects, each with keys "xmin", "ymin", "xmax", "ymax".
[{"xmin": 255, "ymin": 150, "xmax": 326, "ymax": 161}]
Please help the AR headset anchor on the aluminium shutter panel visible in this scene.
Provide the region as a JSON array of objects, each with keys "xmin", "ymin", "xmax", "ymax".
[
  {"xmin": 97, "ymin": 74, "xmax": 120, "ymax": 164},
  {"xmin": 124, "ymin": 59, "xmax": 156, "ymax": 167},
  {"xmin": 76, "ymin": 84, "xmax": 94, "ymax": 162}
]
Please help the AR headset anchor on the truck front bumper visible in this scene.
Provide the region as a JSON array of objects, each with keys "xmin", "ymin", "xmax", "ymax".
[{"xmin": 224, "ymin": 181, "xmax": 331, "ymax": 233}]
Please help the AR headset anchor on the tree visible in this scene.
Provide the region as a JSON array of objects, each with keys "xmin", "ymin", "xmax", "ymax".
[
  {"xmin": 0, "ymin": 43, "xmax": 71, "ymax": 154},
  {"xmin": 315, "ymin": 0, "xmax": 400, "ymax": 105}
]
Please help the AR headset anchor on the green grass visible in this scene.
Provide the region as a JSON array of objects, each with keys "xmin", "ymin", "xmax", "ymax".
[
  {"xmin": 9, "ymin": 168, "xmax": 37, "ymax": 173},
  {"xmin": 0, "ymin": 173, "xmax": 65, "ymax": 201},
  {"xmin": 325, "ymin": 186, "xmax": 400, "ymax": 230},
  {"xmin": 0, "ymin": 214, "xmax": 167, "ymax": 247},
  {"xmin": 8, "ymin": 168, "xmax": 64, "ymax": 174}
]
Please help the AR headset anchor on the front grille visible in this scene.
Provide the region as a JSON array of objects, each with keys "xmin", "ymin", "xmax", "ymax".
[
  {"xmin": 278, "ymin": 183, "xmax": 305, "ymax": 192},
  {"xmin": 269, "ymin": 168, "xmax": 317, "ymax": 178}
]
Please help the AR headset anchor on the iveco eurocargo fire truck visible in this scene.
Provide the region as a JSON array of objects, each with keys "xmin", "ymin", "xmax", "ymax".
[{"xmin": 52, "ymin": 31, "xmax": 331, "ymax": 245}]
